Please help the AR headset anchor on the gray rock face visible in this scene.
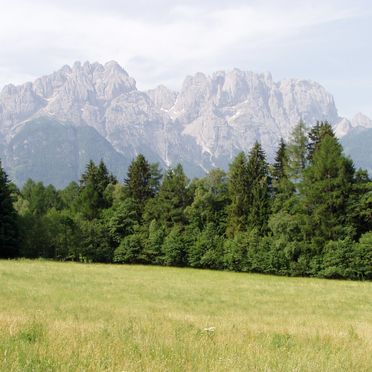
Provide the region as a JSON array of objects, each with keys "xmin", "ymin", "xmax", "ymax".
[
  {"xmin": 0, "ymin": 60, "xmax": 366, "ymax": 186},
  {"xmin": 334, "ymin": 112, "xmax": 372, "ymax": 138},
  {"xmin": 171, "ymin": 69, "xmax": 339, "ymax": 168}
]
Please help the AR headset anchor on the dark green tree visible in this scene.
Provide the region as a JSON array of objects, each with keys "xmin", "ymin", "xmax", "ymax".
[
  {"xmin": 246, "ymin": 142, "xmax": 271, "ymax": 235},
  {"xmin": 78, "ymin": 160, "xmax": 115, "ymax": 219},
  {"xmin": 271, "ymin": 139, "xmax": 295, "ymax": 213},
  {"xmin": 307, "ymin": 121, "xmax": 335, "ymax": 161},
  {"xmin": 185, "ymin": 168, "xmax": 229, "ymax": 232},
  {"xmin": 301, "ymin": 134, "xmax": 354, "ymax": 247},
  {"xmin": 188, "ymin": 222, "xmax": 224, "ymax": 269},
  {"xmin": 21, "ymin": 180, "xmax": 62, "ymax": 215},
  {"xmin": 0, "ymin": 162, "xmax": 19, "ymax": 258},
  {"xmin": 146, "ymin": 164, "xmax": 190, "ymax": 228},
  {"xmin": 161, "ymin": 225, "xmax": 188, "ymax": 266},
  {"xmin": 226, "ymin": 152, "xmax": 249, "ymax": 236},
  {"xmin": 349, "ymin": 169, "xmax": 372, "ymax": 238},
  {"xmin": 272, "ymin": 138, "xmax": 288, "ymax": 190},
  {"xmin": 124, "ymin": 154, "xmax": 153, "ymax": 214},
  {"xmin": 287, "ymin": 121, "xmax": 309, "ymax": 185}
]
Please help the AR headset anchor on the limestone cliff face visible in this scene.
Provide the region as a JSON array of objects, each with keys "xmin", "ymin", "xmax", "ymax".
[{"xmin": 0, "ymin": 61, "xmax": 366, "ymax": 186}]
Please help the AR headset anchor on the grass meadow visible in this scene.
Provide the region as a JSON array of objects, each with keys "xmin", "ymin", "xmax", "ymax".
[{"xmin": 0, "ymin": 260, "xmax": 371, "ymax": 371}]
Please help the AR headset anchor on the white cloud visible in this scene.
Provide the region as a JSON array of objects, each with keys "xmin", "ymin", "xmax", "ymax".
[{"xmin": 0, "ymin": 0, "xmax": 367, "ymax": 103}]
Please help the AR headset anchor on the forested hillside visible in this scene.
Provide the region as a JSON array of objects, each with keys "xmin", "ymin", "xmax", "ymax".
[{"xmin": 1, "ymin": 121, "xmax": 371, "ymax": 279}]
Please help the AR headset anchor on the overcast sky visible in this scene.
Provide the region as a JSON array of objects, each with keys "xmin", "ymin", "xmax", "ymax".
[{"xmin": 0, "ymin": 0, "xmax": 371, "ymax": 117}]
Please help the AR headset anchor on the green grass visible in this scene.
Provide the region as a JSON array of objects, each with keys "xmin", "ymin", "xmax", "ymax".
[{"xmin": 0, "ymin": 260, "xmax": 371, "ymax": 371}]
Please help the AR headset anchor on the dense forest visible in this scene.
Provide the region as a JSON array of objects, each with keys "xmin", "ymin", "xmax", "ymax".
[{"xmin": 1, "ymin": 121, "xmax": 371, "ymax": 279}]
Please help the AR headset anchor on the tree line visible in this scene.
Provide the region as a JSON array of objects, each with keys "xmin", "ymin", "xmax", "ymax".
[{"xmin": 1, "ymin": 121, "xmax": 371, "ymax": 279}]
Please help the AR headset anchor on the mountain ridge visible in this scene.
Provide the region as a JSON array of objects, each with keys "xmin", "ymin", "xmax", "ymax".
[{"xmin": 0, "ymin": 61, "xmax": 370, "ymax": 187}]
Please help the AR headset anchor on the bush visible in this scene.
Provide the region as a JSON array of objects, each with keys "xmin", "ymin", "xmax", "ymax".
[{"xmin": 113, "ymin": 233, "xmax": 145, "ymax": 264}]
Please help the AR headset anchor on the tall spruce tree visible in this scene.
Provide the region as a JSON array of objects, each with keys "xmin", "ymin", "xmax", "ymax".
[
  {"xmin": 272, "ymin": 138, "xmax": 288, "ymax": 186},
  {"xmin": 349, "ymin": 169, "xmax": 372, "ymax": 238},
  {"xmin": 79, "ymin": 160, "xmax": 115, "ymax": 219},
  {"xmin": 124, "ymin": 154, "xmax": 153, "ymax": 214},
  {"xmin": 287, "ymin": 121, "xmax": 309, "ymax": 186},
  {"xmin": 307, "ymin": 121, "xmax": 335, "ymax": 161},
  {"xmin": 271, "ymin": 139, "xmax": 295, "ymax": 212},
  {"xmin": 301, "ymin": 134, "xmax": 354, "ymax": 247},
  {"xmin": 0, "ymin": 161, "xmax": 19, "ymax": 258},
  {"xmin": 149, "ymin": 164, "xmax": 190, "ymax": 228},
  {"xmin": 246, "ymin": 142, "xmax": 271, "ymax": 234},
  {"xmin": 226, "ymin": 152, "xmax": 250, "ymax": 236}
]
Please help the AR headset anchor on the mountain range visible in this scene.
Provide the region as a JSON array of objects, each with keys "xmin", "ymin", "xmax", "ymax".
[{"xmin": 0, "ymin": 61, "xmax": 370, "ymax": 188}]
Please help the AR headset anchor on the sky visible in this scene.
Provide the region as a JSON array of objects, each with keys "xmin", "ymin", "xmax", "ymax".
[{"xmin": 0, "ymin": 0, "xmax": 371, "ymax": 118}]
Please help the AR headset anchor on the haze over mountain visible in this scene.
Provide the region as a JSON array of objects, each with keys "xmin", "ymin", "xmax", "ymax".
[{"xmin": 0, "ymin": 61, "xmax": 370, "ymax": 188}]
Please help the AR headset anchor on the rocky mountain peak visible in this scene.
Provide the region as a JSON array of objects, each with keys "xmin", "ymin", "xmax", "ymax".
[
  {"xmin": 1, "ymin": 61, "xmax": 369, "ymax": 187},
  {"xmin": 352, "ymin": 112, "xmax": 372, "ymax": 128},
  {"xmin": 147, "ymin": 85, "xmax": 177, "ymax": 111}
]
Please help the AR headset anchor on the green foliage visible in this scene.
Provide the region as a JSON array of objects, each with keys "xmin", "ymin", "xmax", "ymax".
[
  {"xmin": 104, "ymin": 198, "xmax": 139, "ymax": 244},
  {"xmin": 287, "ymin": 121, "xmax": 308, "ymax": 185},
  {"xmin": 185, "ymin": 168, "xmax": 229, "ymax": 231},
  {"xmin": 113, "ymin": 233, "xmax": 145, "ymax": 264},
  {"xmin": 246, "ymin": 142, "xmax": 271, "ymax": 234},
  {"xmin": 321, "ymin": 238, "xmax": 356, "ymax": 279},
  {"xmin": 78, "ymin": 160, "xmax": 116, "ymax": 220},
  {"xmin": 272, "ymin": 138, "xmax": 288, "ymax": 189},
  {"xmin": 349, "ymin": 169, "xmax": 372, "ymax": 238},
  {"xmin": 307, "ymin": 121, "xmax": 335, "ymax": 161},
  {"xmin": 78, "ymin": 219, "xmax": 114, "ymax": 262},
  {"xmin": 353, "ymin": 232, "xmax": 372, "ymax": 279},
  {"xmin": 124, "ymin": 154, "xmax": 153, "ymax": 214},
  {"xmin": 300, "ymin": 135, "xmax": 354, "ymax": 246},
  {"xmin": 21, "ymin": 179, "xmax": 62, "ymax": 215},
  {"xmin": 3, "ymin": 131, "xmax": 371, "ymax": 280},
  {"xmin": 0, "ymin": 161, "xmax": 19, "ymax": 258},
  {"xmin": 226, "ymin": 152, "xmax": 250, "ymax": 236},
  {"xmin": 143, "ymin": 220, "xmax": 165, "ymax": 264},
  {"xmin": 148, "ymin": 164, "xmax": 191, "ymax": 228},
  {"xmin": 161, "ymin": 225, "xmax": 188, "ymax": 266},
  {"xmin": 188, "ymin": 223, "xmax": 224, "ymax": 269}
]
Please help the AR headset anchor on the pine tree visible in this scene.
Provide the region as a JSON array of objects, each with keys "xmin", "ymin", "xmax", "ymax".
[
  {"xmin": 307, "ymin": 121, "xmax": 335, "ymax": 161},
  {"xmin": 226, "ymin": 152, "xmax": 250, "ymax": 236},
  {"xmin": 349, "ymin": 169, "xmax": 372, "ymax": 238},
  {"xmin": 149, "ymin": 164, "xmax": 190, "ymax": 228},
  {"xmin": 124, "ymin": 154, "xmax": 153, "ymax": 214},
  {"xmin": 272, "ymin": 138, "xmax": 288, "ymax": 188},
  {"xmin": 301, "ymin": 134, "xmax": 354, "ymax": 247},
  {"xmin": 246, "ymin": 142, "xmax": 271, "ymax": 234},
  {"xmin": 0, "ymin": 161, "xmax": 19, "ymax": 258},
  {"xmin": 79, "ymin": 160, "xmax": 115, "ymax": 219},
  {"xmin": 271, "ymin": 139, "xmax": 295, "ymax": 212},
  {"xmin": 287, "ymin": 121, "xmax": 309, "ymax": 185}
]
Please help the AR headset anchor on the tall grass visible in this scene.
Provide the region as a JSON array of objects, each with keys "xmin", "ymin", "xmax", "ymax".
[{"xmin": 0, "ymin": 260, "xmax": 371, "ymax": 371}]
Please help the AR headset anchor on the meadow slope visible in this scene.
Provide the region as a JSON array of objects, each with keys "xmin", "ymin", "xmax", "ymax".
[{"xmin": 0, "ymin": 260, "xmax": 371, "ymax": 371}]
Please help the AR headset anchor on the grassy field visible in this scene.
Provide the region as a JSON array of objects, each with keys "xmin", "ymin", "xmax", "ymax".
[{"xmin": 0, "ymin": 260, "xmax": 371, "ymax": 371}]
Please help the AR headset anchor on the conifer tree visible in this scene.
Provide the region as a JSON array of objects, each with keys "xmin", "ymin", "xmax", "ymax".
[
  {"xmin": 124, "ymin": 154, "xmax": 153, "ymax": 214},
  {"xmin": 349, "ymin": 169, "xmax": 372, "ymax": 238},
  {"xmin": 301, "ymin": 134, "xmax": 354, "ymax": 246},
  {"xmin": 246, "ymin": 142, "xmax": 271, "ymax": 234},
  {"xmin": 307, "ymin": 121, "xmax": 335, "ymax": 161},
  {"xmin": 271, "ymin": 139, "xmax": 295, "ymax": 212},
  {"xmin": 272, "ymin": 138, "xmax": 288, "ymax": 187},
  {"xmin": 287, "ymin": 121, "xmax": 309, "ymax": 185},
  {"xmin": 153, "ymin": 164, "xmax": 190, "ymax": 228},
  {"xmin": 0, "ymin": 161, "xmax": 19, "ymax": 258},
  {"xmin": 79, "ymin": 160, "xmax": 115, "ymax": 219},
  {"xmin": 226, "ymin": 152, "xmax": 249, "ymax": 236}
]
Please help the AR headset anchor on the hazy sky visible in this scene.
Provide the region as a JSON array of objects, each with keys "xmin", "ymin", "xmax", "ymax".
[{"xmin": 0, "ymin": 0, "xmax": 371, "ymax": 117}]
